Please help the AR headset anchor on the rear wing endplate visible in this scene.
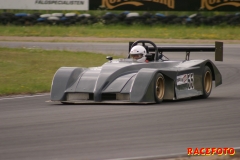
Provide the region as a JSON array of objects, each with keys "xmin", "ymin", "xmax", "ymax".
[{"xmin": 215, "ymin": 42, "xmax": 223, "ymax": 61}]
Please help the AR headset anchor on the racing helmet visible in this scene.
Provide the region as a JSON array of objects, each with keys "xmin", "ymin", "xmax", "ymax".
[{"xmin": 129, "ymin": 45, "xmax": 147, "ymax": 62}]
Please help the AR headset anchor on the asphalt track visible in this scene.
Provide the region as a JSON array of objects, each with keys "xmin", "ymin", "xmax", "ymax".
[{"xmin": 0, "ymin": 41, "xmax": 240, "ymax": 160}]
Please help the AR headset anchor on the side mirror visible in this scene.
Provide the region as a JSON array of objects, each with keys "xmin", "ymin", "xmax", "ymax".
[{"xmin": 106, "ymin": 56, "xmax": 113, "ymax": 61}]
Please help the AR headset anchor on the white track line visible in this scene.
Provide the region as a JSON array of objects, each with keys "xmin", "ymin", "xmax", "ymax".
[{"xmin": 0, "ymin": 93, "xmax": 50, "ymax": 101}]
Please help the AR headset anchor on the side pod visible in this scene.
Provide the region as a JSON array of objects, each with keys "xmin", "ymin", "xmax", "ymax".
[{"xmin": 130, "ymin": 68, "xmax": 158, "ymax": 103}]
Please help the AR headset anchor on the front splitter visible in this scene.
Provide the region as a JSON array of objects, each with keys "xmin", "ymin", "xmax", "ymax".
[{"xmin": 46, "ymin": 100, "xmax": 154, "ymax": 104}]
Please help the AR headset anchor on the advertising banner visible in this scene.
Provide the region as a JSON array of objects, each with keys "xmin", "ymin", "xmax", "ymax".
[
  {"xmin": 90, "ymin": 0, "xmax": 240, "ymax": 11},
  {"xmin": 200, "ymin": 0, "xmax": 240, "ymax": 11},
  {"xmin": 0, "ymin": 0, "xmax": 89, "ymax": 10}
]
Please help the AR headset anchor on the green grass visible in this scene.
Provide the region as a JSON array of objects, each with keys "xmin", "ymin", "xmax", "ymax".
[
  {"xmin": 0, "ymin": 47, "xmax": 123, "ymax": 96},
  {"xmin": 0, "ymin": 25, "xmax": 240, "ymax": 40}
]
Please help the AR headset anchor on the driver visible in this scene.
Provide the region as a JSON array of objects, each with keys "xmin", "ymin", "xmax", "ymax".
[{"xmin": 129, "ymin": 45, "xmax": 147, "ymax": 63}]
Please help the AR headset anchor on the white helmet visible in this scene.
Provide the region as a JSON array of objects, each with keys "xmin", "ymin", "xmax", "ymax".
[{"xmin": 129, "ymin": 45, "xmax": 147, "ymax": 62}]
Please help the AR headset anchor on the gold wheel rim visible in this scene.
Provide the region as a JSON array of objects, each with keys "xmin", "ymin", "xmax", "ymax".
[
  {"xmin": 156, "ymin": 77, "xmax": 164, "ymax": 100},
  {"xmin": 204, "ymin": 71, "xmax": 212, "ymax": 93}
]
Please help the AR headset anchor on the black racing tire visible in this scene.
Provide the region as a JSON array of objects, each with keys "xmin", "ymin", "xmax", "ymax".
[
  {"xmin": 154, "ymin": 73, "xmax": 165, "ymax": 103},
  {"xmin": 61, "ymin": 102, "xmax": 74, "ymax": 105},
  {"xmin": 200, "ymin": 66, "xmax": 212, "ymax": 98}
]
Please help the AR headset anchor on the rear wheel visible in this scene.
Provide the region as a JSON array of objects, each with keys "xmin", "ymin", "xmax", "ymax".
[
  {"xmin": 201, "ymin": 66, "xmax": 212, "ymax": 98},
  {"xmin": 154, "ymin": 73, "xmax": 165, "ymax": 103}
]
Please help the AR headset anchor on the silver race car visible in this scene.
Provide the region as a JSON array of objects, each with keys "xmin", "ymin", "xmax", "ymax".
[{"xmin": 50, "ymin": 40, "xmax": 223, "ymax": 104}]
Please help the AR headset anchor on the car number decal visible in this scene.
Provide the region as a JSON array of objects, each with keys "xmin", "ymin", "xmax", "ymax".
[{"xmin": 177, "ymin": 73, "xmax": 194, "ymax": 90}]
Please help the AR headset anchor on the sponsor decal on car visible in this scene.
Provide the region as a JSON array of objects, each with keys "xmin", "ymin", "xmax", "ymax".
[
  {"xmin": 187, "ymin": 147, "xmax": 235, "ymax": 156},
  {"xmin": 177, "ymin": 73, "xmax": 194, "ymax": 90}
]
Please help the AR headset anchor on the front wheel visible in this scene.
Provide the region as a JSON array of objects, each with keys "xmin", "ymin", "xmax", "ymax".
[
  {"xmin": 154, "ymin": 73, "xmax": 165, "ymax": 103},
  {"xmin": 201, "ymin": 66, "xmax": 212, "ymax": 98}
]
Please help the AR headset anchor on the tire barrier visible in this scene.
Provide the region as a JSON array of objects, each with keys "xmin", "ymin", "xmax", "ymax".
[{"xmin": 0, "ymin": 11, "xmax": 240, "ymax": 26}]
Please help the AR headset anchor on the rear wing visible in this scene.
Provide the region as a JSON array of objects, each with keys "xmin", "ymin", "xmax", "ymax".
[{"xmin": 129, "ymin": 41, "xmax": 223, "ymax": 61}]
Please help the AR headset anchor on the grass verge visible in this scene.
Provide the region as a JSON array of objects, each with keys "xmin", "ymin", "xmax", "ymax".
[
  {"xmin": 0, "ymin": 47, "xmax": 122, "ymax": 96},
  {"xmin": 0, "ymin": 25, "xmax": 240, "ymax": 40}
]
